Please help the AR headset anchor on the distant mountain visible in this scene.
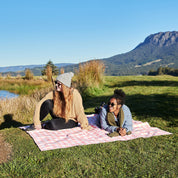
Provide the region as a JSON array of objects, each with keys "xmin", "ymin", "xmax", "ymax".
[
  {"xmin": 0, "ymin": 64, "xmax": 43, "ymax": 73},
  {"xmin": 0, "ymin": 63, "xmax": 74, "ymax": 76},
  {"xmin": 1, "ymin": 31, "xmax": 178, "ymax": 76},
  {"xmin": 63, "ymin": 31, "xmax": 178, "ymax": 76}
]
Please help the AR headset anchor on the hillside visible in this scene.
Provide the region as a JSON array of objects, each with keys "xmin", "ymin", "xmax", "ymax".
[{"xmin": 102, "ymin": 31, "xmax": 178, "ymax": 75}]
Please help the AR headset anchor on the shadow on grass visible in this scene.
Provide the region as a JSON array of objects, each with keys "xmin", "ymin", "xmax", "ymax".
[
  {"xmin": 107, "ymin": 80, "xmax": 178, "ymax": 88},
  {"xmin": 83, "ymin": 94, "xmax": 111, "ymax": 113},
  {"xmin": 126, "ymin": 93, "xmax": 178, "ymax": 125},
  {"xmin": 84, "ymin": 93, "xmax": 178, "ymax": 127},
  {"xmin": 0, "ymin": 114, "xmax": 23, "ymax": 130}
]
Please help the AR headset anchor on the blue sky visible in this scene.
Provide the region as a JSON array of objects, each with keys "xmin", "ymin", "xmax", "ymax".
[{"xmin": 0, "ymin": 0, "xmax": 178, "ymax": 67}]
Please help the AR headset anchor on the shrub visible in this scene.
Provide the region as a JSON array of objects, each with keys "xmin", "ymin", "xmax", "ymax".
[
  {"xmin": 60, "ymin": 68, "xmax": 65, "ymax": 74},
  {"xmin": 75, "ymin": 60, "xmax": 105, "ymax": 96},
  {"xmin": 6, "ymin": 73, "xmax": 11, "ymax": 79},
  {"xmin": 0, "ymin": 96, "xmax": 37, "ymax": 124},
  {"xmin": 16, "ymin": 74, "xmax": 22, "ymax": 79},
  {"xmin": 46, "ymin": 65, "xmax": 52, "ymax": 82},
  {"xmin": 30, "ymin": 86, "xmax": 53, "ymax": 101},
  {"xmin": 24, "ymin": 69, "xmax": 34, "ymax": 80}
]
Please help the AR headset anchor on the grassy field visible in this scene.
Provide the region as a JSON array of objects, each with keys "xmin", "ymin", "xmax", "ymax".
[{"xmin": 0, "ymin": 75, "xmax": 177, "ymax": 177}]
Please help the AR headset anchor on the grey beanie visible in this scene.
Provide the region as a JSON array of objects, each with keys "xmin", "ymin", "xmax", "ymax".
[{"xmin": 56, "ymin": 72, "xmax": 74, "ymax": 88}]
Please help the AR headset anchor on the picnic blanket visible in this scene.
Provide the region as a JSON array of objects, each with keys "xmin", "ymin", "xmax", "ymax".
[{"xmin": 20, "ymin": 114, "xmax": 172, "ymax": 151}]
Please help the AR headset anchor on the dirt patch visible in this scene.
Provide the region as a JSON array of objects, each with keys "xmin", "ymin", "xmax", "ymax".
[{"xmin": 0, "ymin": 134, "xmax": 12, "ymax": 164}]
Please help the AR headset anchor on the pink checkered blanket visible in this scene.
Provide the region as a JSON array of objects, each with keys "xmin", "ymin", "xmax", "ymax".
[{"xmin": 20, "ymin": 114, "xmax": 172, "ymax": 151}]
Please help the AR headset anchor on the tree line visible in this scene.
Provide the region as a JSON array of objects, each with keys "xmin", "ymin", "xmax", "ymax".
[
  {"xmin": 148, "ymin": 67, "xmax": 178, "ymax": 76},
  {"xmin": 18, "ymin": 60, "xmax": 59, "ymax": 80}
]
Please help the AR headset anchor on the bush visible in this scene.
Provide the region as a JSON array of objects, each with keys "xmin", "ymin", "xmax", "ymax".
[
  {"xmin": 75, "ymin": 60, "xmax": 105, "ymax": 96},
  {"xmin": 0, "ymin": 96, "xmax": 37, "ymax": 125},
  {"xmin": 6, "ymin": 73, "xmax": 11, "ymax": 79},
  {"xmin": 60, "ymin": 68, "xmax": 65, "ymax": 74},
  {"xmin": 24, "ymin": 69, "xmax": 34, "ymax": 80},
  {"xmin": 16, "ymin": 74, "xmax": 22, "ymax": 79},
  {"xmin": 46, "ymin": 65, "xmax": 52, "ymax": 82}
]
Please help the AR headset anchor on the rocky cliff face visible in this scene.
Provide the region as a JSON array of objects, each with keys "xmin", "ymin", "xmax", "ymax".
[{"xmin": 141, "ymin": 31, "xmax": 178, "ymax": 47}]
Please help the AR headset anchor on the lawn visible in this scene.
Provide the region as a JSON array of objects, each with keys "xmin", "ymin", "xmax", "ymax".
[{"xmin": 0, "ymin": 75, "xmax": 177, "ymax": 177}]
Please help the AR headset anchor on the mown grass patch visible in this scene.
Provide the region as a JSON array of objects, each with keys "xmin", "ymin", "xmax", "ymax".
[{"xmin": 0, "ymin": 75, "xmax": 177, "ymax": 177}]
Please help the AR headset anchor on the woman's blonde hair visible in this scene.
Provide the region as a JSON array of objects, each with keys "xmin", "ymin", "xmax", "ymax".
[{"xmin": 53, "ymin": 84, "xmax": 73, "ymax": 122}]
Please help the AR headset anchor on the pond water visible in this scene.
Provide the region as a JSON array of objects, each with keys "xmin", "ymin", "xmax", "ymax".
[{"xmin": 0, "ymin": 90, "xmax": 19, "ymax": 100}]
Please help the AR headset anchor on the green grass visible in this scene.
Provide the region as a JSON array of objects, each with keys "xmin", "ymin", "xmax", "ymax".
[
  {"xmin": 0, "ymin": 78, "xmax": 50, "ymax": 95},
  {"xmin": 0, "ymin": 75, "xmax": 177, "ymax": 177}
]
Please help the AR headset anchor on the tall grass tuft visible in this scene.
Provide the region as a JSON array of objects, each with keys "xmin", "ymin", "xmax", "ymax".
[
  {"xmin": 24, "ymin": 69, "xmax": 34, "ymax": 80},
  {"xmin": 46, "ymin": 65, "xmax": 52, "ymax": 82},
  {"xmin": 75, "ymin": 60, "xmax": 105, "ymax": 96},
  {"xmin": 16, "ymin": 74, "xmax": 22, "ymax": 79},
  {"xmin": 0, "ymin": 96, "xmax": 37, "ymax": 125},
  {"xmin": 30, "ymin": 86, "xmax": 53, "ymax": 101},
  {"xmin": 0, "ymin": 86, "xmax": 53, "ymax": 126},
  {"xmin": 5, "ymin": 73, "xmax": 11, "ymax": 79},
  {"xmin": 60, "ymin": 68, "xmax": 65, "ymax": 74}
]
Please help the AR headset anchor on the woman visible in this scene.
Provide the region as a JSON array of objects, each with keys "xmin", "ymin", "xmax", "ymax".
[
  {"xmin": 33, "ymin": 72, "xmax": 91, "ymax": 130},
  {"xmin": 99, "ymin": 89, "xmax": 132, "ymax": 137}
]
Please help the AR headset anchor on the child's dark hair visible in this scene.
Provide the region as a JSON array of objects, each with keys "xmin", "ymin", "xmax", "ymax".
[{"xmin": 110, "ymin": 89, "xmax": 126, "ymax": 105}]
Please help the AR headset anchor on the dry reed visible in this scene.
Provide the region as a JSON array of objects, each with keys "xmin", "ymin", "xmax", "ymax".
[
  {"xmin": 24, "ymin": 69, "xmax": 34, "ymax": 80},
  {"xmin": 75, "ymin": 60, "xmax": 105, "ymax": 93},
  {"xmin": 30, "ymin": 86, "xmax": 54, "ymax": 101},
  {"xmin": 60, "ymin": 68, "xmax": 65, "ymax": 74},
  {"xmin": 0, "ymin": 85, "xmax": 53, "ymax": 125},
  {"xmin": 0, "ymin": 96, "xmax": 37, "ymax": 124},
  {"xmin": 46, "ymin": 65, "xmax": 53, "ymax": 82}
]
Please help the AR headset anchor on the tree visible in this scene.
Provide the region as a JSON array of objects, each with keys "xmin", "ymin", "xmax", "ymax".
[
  {"xmin": 148, "ymin": 69, "xmax": 156, "ymax": 76},
  {"xmin": 41, "ymin": 60, "xmax": 59, "ymax": 76}
]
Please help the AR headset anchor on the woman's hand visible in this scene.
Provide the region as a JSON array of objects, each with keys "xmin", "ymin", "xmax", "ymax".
[
  {"xmin": 35, "ymin": 124, "xmax": 42, "ymax": 130},
  {"xmin": 118, "ymin": 127, "xmax": 126, "ymax": 136}
]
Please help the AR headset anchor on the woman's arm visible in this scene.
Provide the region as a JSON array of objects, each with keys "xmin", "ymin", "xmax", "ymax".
[
  {"xmin": 73, "ymin": 90, "xmax": 91, "ymax": 130},
  {"xmin": 121, "ymin": 105, "xmax": 133, "ymax": 133},
  {"xmin": 33, "ymin": 91, "xmax": 53, "ymax": 129},
  {"xmin": 99, "ymin": 107, "xmax": 118, "ymax": 133}
]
